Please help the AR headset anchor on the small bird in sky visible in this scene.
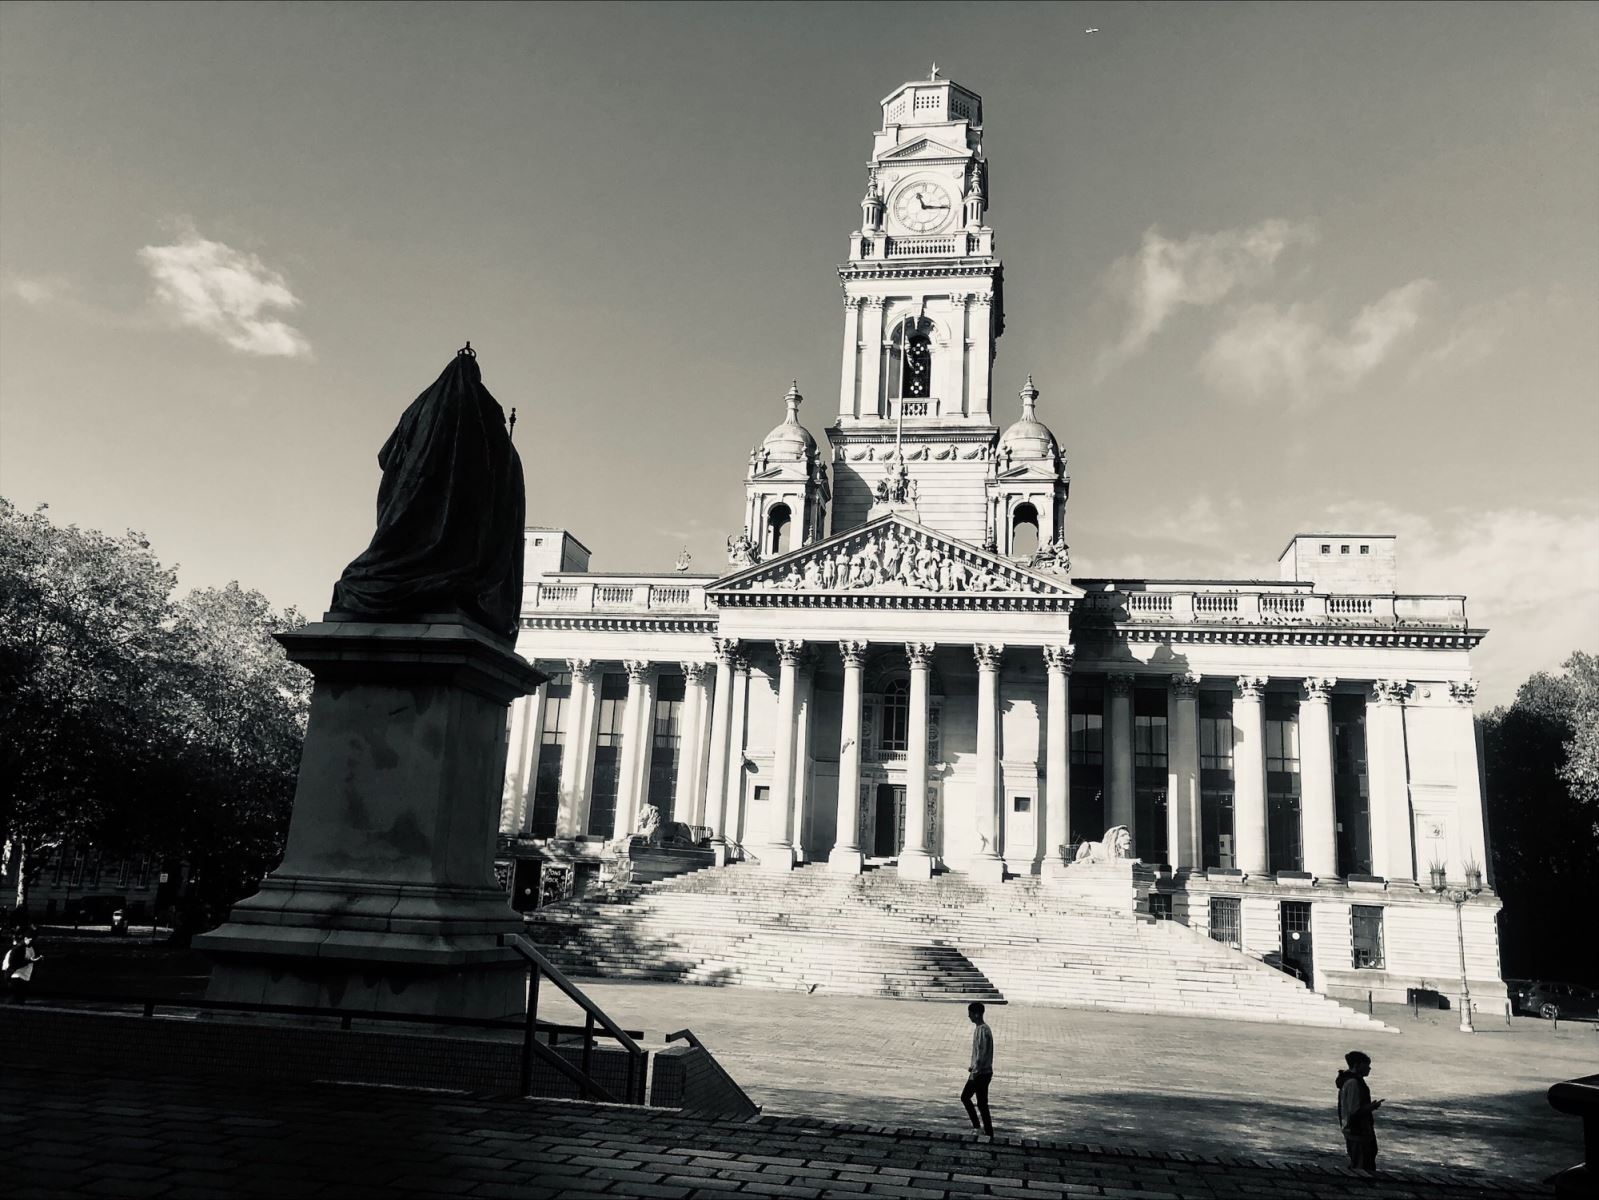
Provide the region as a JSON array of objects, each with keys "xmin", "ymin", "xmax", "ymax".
[{"xmin": 1085, "ymin": 27, "xmax": 1100, "ymax": 34}]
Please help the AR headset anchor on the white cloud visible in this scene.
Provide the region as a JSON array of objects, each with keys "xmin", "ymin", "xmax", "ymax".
[
  {"xmin": 138, "ymin": 228, "xmax": 312, "ymax": 358},
  {"xmin": 1098, "ymin": 219, "xmax": 1315, "ymax": 372},
  {"xmin": 1199, "ymin": 279, "xmax": 1434, "ymax": 406},
  {"xmin": 5, "ymin": 275, "xmax": 70, "ymax": 307}
]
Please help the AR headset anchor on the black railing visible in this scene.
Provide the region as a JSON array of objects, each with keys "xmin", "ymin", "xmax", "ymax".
[
  {"xmin": 511, "ymin": 933, "xmax": 647, "ymax": 1104},
  {"xmin": 21, "ymin": 983, "xmax": 645, "ymax": 1104}
]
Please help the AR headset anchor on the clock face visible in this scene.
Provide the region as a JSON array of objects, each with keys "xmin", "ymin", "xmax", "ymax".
[{"xmin": 891, "ymin": 181, "xmax": 953, "ymax": 234}]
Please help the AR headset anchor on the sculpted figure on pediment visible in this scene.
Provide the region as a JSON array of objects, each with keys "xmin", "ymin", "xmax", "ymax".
[
  {"xmin": 727, "ymin": 528, "xmax": 759, "ymax": 568},
  {"xmin": 802, "ymin": 559, "xmax": 821, "ymax": 588}
]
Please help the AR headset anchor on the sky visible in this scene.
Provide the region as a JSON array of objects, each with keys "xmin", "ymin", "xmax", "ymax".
[{"xmin": 1, "ymin": 1, "xmax": 1595, "ymax": 706}]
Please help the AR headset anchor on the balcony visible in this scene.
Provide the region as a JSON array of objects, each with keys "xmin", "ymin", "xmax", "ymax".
[{"xmin": 524, "ymin": 578, "xmax": 710, "ymax": 615}]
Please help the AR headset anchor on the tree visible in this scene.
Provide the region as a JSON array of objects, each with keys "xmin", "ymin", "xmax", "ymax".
[
  {"xmin": 1480, "ymin": 652, "xmax": 1599, "ymax": 985},
  {"xmin": 0, "ymin": 499, "xmax": 310, "ymax": 931}
]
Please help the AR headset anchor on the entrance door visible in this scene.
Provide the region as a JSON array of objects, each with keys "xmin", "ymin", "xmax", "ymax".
[
  {"xmin": 874, "ymin": 784, "xmax": 904, "ymax": 857},
  {"xmin": 1280, "ymin": 901, "xmax": 1313, "ymax": 988}
]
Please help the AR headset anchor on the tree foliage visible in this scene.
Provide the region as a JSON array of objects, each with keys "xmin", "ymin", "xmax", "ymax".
[
  {"xmin": 1480, "ymin": 651, "xmax": 1599, "ymax": 984},
  {"xmin": 0, "ymin": 499, "xmax": 310, "ymax": 933}
]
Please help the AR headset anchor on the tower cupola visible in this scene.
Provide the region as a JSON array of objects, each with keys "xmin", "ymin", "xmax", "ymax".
[
  {"xmin": 741, "ymin": 382, "xmax": 830, "ymax": 560},
  {"xmin": 987, "ymin": 376, "xmax": 1070, "ymax": 565}
]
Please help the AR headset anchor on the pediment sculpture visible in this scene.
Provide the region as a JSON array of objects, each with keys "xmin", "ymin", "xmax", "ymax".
[
  {"xmin": 727, "ymin": 528, "xmax": 759, "ymax": 568},
  {"xmin": 737, "ymin": 524, "xmax": 1051, "ymax": 596}
]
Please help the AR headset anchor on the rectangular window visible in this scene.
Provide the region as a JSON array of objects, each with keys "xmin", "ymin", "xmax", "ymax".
[
  {"xmin": 1209, "ymin": 897, "xmax": 1242, "ymax": 949},
  {"xmin": 1133, "ymin": 713, "xmax": 1168, "ymax": 768},
  {"xmin": 1149, "ymin": 893, "xmax": 1173, "ymax": 921},
  {"xmin": 1199, "ymin": 714, "xmax": 1233, "ymax": 771},
  {"xmin": 1012, "ymin": 796, "xmax": 1031, "ymax": 813},
  {"xmin": 1321, "ymin": 544, "xmax": 1331, "ymax": 554},
  {"xmin": 753, "ymin": 785, "xmax": 770, "ymax": 804},
  {"xmin": 1340, "ymin": 544, "xmax": 1350, "ymax": 554},
  {"xmin": 1359, "ymin": 544, "xmax": 1369, "ymax": 554},
  {"xmin": 1070, "ymin": 682, "xmax": 1105, "ymax": 844},
  {"xmin": 646, "ymin": 674, "xmax": 686, "ymax": 818},
  {"xmin": 1135, "ymin": 786, "xmax": 1169, "ymax": 864},
  {"xmin": 1266, "ymin": 695, "xmax": 1303, "ymax": 872},
  {"xmin": 1333, "ymin": 693, "xmax": 1373, "ymax": 876},
  {"xmin": 529, "ymin": 671, "xmax": 572, "ymax": 838},
  {"xmin": 1351, "ymin": 905, "xmax": 1385, "ymax": 968},
  {"xmin": 586, "ymin": 673, "xmax": 630, "ymax": 836},
  {"xmin": 1070, "ymin": 711, "xmax": 1104, "ymax": 766},
  {"xmin": 1201, "ymin": 789, "xmax": 1235, "ymax": 868}
]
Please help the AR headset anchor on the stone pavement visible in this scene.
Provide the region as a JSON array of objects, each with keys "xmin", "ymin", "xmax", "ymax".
[
  {"xmin": 3, "ymin": 1064, "xmax": 1543, "ymax": 1199},
  {"xmin": 542, "ymin": 981, "xmax": 1591, "ymax": 1183}
]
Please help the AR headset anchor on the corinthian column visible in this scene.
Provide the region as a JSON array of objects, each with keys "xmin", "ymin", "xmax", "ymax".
[
  {"xmin": 1368, "ymin": 679, "xmax": 1415, "ymax": 882},
  {"xmin": 762, "ymin": 640, "xmax": 805, "ymax": 870},
  {"xmin": 1106, "ymin": 674, "xmax": 1135, "ymax": 835},
  {"xmin": 790, "ymin": 653, "xmax": 815, "ymax": 862},
  {"xmin": 703, "ymin": 638, "xmax": 738, "ymax": 839},
  {"xmin": 1232, "ymin": 677, "xmax": 1269, "ymax": 875},
  {"xmin": 1168, "ymin": 673, "xmax": 1201, "ymax": 870},
  {"xmin": 899, "ymin": 641, "xmax": 937, "ymax": 879},
  {"xmin": 970, "ymin": 644, "xmax": 1005, "ymax": 882},
  {"xmin": 674, "ymin": 662, "xmax": 711, "ymax": 825},
  {"xmin": 1448, "ymin": 680, "xmax": 1488, "ymax": 884},
  {"xmin": 1299, "ymin": 677, "xmax": 1339, "ymax": 879},
  {"xmin": 612, "ymin": 660, "xmax": 652, "ymax": 840},
  {"xmin": 1042, "ymin": 645, "xmax": 1073, "ymax": 877},
  {"xmin": 831, "ymin": 641, "xmax": 869, "ymax": 874},
  {"xmin": 558, "ymin": 659, "xmax": 598, "ymax": 836}
]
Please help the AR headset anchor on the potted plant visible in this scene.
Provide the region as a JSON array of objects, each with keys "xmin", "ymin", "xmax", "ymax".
[
  {"xmin": 1427, "ymin": 857, "xmax": 1448, "ymax": 890},
  {"xmin": 1462, "ymin": 858, "xmax": 1484, "ymax": 892}
]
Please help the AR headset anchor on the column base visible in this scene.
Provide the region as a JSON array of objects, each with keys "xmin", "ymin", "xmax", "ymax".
[
  {"xmin": 897, "ymin": 851, "xmax": 935, "ymax": 880},
  {"xmin": 756, "ymin": 845, "xmax": 796, "ymax": 871},
  {"xmin": 712, "ymin": 840, "xmax": 733, "ymax": 867},
  {"xmin": 828, "ymin": 849, "xmax": 864, "ymax": 875},
  {"xmin": 1042, "ymin": 858, "xmax": 1074, "ymax": 880},
  {"xmin": 966, "ymin": 855, "xmax": 1005, "ymax": 884}
]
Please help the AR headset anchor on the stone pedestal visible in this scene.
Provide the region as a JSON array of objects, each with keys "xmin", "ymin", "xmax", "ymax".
[
  {"xmin": 198, "ymin": 618, "xmax": 545, "ymax": 1020},
  {"xmin": 897, "ymin": 850, "xmax": 935, "ymax": 880},
  {"xmin": 966, "ymin": 855, "xmax": 1005, "ymax": 884},
  {"xmin": 828, "ymin": 848, "xmax": 864, "ymax": 875}
]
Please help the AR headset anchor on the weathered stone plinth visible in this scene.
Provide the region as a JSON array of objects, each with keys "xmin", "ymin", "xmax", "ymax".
[{"xmin": 198, "ymin": 618, "xmax": 544, "ymax": 1020}]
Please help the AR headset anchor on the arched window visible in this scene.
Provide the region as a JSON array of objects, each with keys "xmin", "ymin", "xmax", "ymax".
[
  {"xmin": 765, "ymin": 503, "xmax": 792, "ymax": 555},
  {"xmin": 1011, "ymin": 502, "xmax": 1039, "ymax": 558},
  {"xmin": 887, "ymin": 318, "xmax": 934, "ymax": 404},
  {"xmin": 880, "ymin": 678, "xmax": 910, "ymax": 752}
]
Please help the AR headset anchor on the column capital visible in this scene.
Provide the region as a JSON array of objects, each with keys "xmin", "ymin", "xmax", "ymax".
[
  {"xmin": 1169, "ymin": 671, "xmax": 1201, "ymax": 700},
  {"xmin": 1042, "ymin": 644, "xmax": 1075, "ymax": 674},
  {"xmin": 864, "ymin": 295, "xmax": 887, "ymax": 309},
  {"xmin": 681, "ymin": 661, "xmax": 712, "ymax": 684},
  {"xmin": 1107, "ymin": 672, "xmax": 1135, "ymax": 697},
  {"xmin": 973, "ymin": 643, "xmax": 1005, "ymax": 671},
  {"xmin": 776, "ymin": 638, "xmax": 807, "ymax": 665},
  {"xmin": 567, "ymin": 657, "xmax": 594, "ymax": 683},
  {"xmin": 842, "ymin": 293, "xmax": 865, "ymax": 310},
  {"xmin": 1448, "ymin": 679, "xmax": 1479, "ymax": 705},
  {"xmin": 838, "ymin": 639, "xmax": 870, "ymax": 667},
  {"xmin": 1235, "ymin": 675, "xmax": 1268, "ymax": 700},
  {"xmin": 712, "ymin": 635, "xmax": 741, "ymax": 665},
  {"xmin": 624, "ymin": 659, "xmax": 651, "ymax": 684},
  {"xmin": 905, "ymin": 641, "xmax": 936, "ymax": 669},
  {"xmin": 1302, "ymin": 676, "xmax": 1339, "ymax": 702},
  {"xmin": 1372, "ymin": 678, "xmax": 1412, "ymax": 706}
]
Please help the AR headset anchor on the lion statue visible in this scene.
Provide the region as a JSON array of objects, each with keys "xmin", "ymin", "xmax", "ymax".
[{"xmin": 1073, "ymin": 825, "xmax": 1134, "ymax": 864}]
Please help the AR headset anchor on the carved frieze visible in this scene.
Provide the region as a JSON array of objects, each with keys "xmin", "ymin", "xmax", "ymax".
[{"xmin": 728, "ymin": 523, "xmax": 1050, "ymax": 596}]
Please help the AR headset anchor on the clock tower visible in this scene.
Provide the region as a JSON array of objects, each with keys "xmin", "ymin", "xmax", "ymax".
[{"xmin": 830, "ymin": 69, "xmax": 1004, "ymax": 545}]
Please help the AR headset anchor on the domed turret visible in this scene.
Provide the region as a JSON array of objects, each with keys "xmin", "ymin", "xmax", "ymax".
[
  {"xmin": 760, "ymin": 381, "xmax": 818, "ymax": 463},
  {"xmin": 998, "ymin": 376, "xmax": 1058, "ymax": 462}
]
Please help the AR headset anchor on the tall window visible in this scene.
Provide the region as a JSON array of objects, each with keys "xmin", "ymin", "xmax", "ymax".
[
  {"xmin": 1265, "ymin": 693, "xmax": 1303, "ymax": 872},
  {"xmin": 888, "ymin": 317, "xmax": 934, "ymax": 402},
  {"xmin": 529, "ymin": 672, "xmax": 571, "ymax": 837},
  {"xmin": 1010, "ymin": 502, "xmax": 1039, "ymax": 558},
  {"xmin": 646, "ymin": 674, "xmax": 686, "ymax": 820},
  {"xmin": 765, "ymin": 503, "xmax": 792, "ymax": 556},
  {"xmin": 1133, "ymin": 687, "xmax": 1169, "ymax": 864},
  {"xmin": 1351, "ymin": 905, "xmax": 1385, "ymax": 968},
  {"xmin": 1070, "ymin": 682, "xmax": 1105, "ymax": 843},
  {"xmin": 880, "ymin": 678, "xmax": 910, "ymax": 753},
  {"xmin": 1199, "ymin": 691, "xmax": 1235, "ymax": 869},
  {"xmin": 1208, "ymin": 896, "xmax": 1242, "ymax": 949},
  {"xmin": 1332, "ymin": 693, "xmax": 1373, "ymax": 876},
  {"xmin": 587, "ymin": 673, "xmax": 629, "ymax": 836}
]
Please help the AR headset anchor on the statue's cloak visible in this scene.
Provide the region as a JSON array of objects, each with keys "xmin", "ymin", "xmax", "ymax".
[{"xmin": 330, "ymin": 351, "xmax": 524, "ymax": 640}]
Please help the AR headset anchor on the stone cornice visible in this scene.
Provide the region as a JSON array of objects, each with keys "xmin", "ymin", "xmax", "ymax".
[
  {"xmin": 1088, "ymin": 625, "xmax": 1486, "ymax": 650},
  {"xmin": 521, "ymin": 615, "xmax": 717, "ymax": 635},
  {"xmin": 839, "ymin": 263, "xmax": 999, "ymax": 282},
  {"xmin": 712, "ymin": 590, "xmax": 1073, "ymax": 613}
]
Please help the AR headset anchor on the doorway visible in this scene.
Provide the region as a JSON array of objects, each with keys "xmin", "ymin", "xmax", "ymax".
[
  {"xmin": 873, "ymin": 784, "xmax": 904, "ymax": 857},
  {"xmin": 1280, "ymin": 900, "xmax": 1313, "ymax": 988}
]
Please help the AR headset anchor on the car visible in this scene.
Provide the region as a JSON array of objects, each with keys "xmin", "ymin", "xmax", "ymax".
[
  {"xmin": 1505, "ymin": 978, "xmax": 1537, "ymax": 1015},
  {"xmin": 1520, "ymin": 981, "xmax": 1599, "ymax": 1021}
]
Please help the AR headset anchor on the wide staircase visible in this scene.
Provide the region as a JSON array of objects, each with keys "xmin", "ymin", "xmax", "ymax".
[{"xmin": 528, "ymin": 863, "xmax": 1389, "ymax": 1030}]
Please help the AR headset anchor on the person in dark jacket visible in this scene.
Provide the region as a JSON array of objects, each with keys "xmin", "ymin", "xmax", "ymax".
[{"xmin": 1336, "ymin": 1050, "xmax": 1384, "ymax": 1169}]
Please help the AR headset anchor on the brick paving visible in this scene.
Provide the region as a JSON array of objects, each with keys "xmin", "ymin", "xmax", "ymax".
[
  {"xmin": 543, "ymin": 982, "xmax": 1589, "ymax": 1183},
  {"xmin": 2, "ymin": 1064, "xmax": 1544, "ymax": 1198}
]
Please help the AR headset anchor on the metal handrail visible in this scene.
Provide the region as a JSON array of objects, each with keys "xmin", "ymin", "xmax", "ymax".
[{"xmin": 511, "ymin": 934, "xmax": 648, "ymax": 1104}]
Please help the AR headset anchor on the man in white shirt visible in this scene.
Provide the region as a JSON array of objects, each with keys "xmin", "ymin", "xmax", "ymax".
[{"xmin": 961, "ymin": 1001, "xmax": 995, "ymax": 1137}]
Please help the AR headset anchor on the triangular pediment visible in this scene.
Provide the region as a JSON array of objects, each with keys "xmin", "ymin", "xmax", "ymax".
[
  {"xmin": 880, "ymin": 137, "xmax": 968, "ymax": 162},
  {"xmin": 711, "ymin": 513, "xmax": 1079, "ymax": 603}
]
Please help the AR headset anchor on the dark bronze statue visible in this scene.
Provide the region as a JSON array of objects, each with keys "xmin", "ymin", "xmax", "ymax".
[{"xmin": 330, "ymin": 346, "xmax": 524, "ymax": 640}]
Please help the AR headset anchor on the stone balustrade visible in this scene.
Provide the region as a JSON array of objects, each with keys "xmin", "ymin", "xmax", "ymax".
[
  {"xmin": 1084, "ymin": 585, "xmax": 1468, "ymax": 630},
  {"xmin": 525, "ymin": 578, "xmax": 710, "ymax": 613}
]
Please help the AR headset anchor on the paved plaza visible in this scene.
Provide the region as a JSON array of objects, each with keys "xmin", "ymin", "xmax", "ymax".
[{"xmin": 544, "ymin": 982, "xmax": 1589, "ymax": 1183}]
